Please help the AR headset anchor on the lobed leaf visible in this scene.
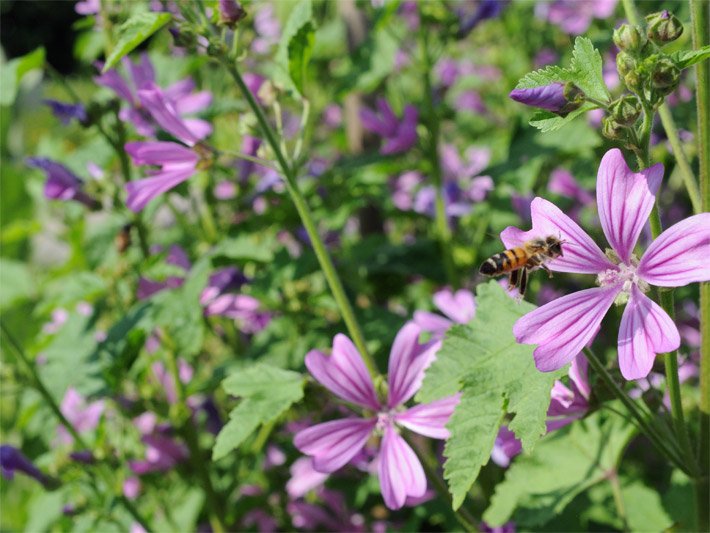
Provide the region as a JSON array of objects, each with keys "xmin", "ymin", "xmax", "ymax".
[
  {"xmin": 671, "ymin": 45, "xmax": 710, "ymax": 70},
  {"xmin": 102, "ymin": 12, "xmax": 172, "ymax": 72},
  {"xmin": 276, "ymin": 0, "xmax": 315, "ymax": 96},
  {"xmin": 0, "ymin": 47, "xmax": 45, "ymax": 106}
]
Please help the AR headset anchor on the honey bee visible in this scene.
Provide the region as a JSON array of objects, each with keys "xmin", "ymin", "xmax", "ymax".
[{"xmin": 478, "ymin": 236, "xmax": 565, "ymax": 296}]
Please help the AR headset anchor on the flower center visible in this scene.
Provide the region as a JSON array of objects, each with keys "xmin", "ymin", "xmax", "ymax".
[{"xmin": 596, "ymin": 251, "xmax": 648, "ymax": 305}]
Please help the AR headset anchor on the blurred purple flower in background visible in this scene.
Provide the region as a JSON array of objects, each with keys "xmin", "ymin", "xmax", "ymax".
[
  {"xmin": 457, "ymin": 0, "xmax": 506, "ymax": 38},
  {"xmin": 252, "ymin": 4, "xmax": 281, "ymax": 54},
  {"xmin": 360, "ymin": 99, "xmax": 418, "ymax": 155},
  {"xmin": 124, "ymin": 141, "xmax": 200, "ymax": 212},
  {"xmin": 286, "ymin": 457, "xmax": 330, "ymax": 499},
  {"xmin": 0, "ymin": 445, "xmax": 54, "ymax": 487},
  {"xmin": 26, "ymin": 158, "xmax": 99, "ymax": 209},
  {"xmin": 505, "ymin": 149, "xmax": 710, "ymax": 379},
  {"xmin": 547, "ymin": 167, "xmax": 594, "ymax": 206},
  {"xmin": 137, "ymin": 245, "xmax": 191, "ymax": 299},
  {"xmin": 294, "ymin": 323, "xmax": 459, "ymax": 509},
  {"xmin": 414, "ymin": 288, "xmax": 476, "ymax": 339},
  {"xmin": 288, "ymin": 488, "xmax": 367, "ymax": 531},
  {"xmin": 43, "ymin": 99, "xmax": 87, "ymax": 125},
  {"xmin": 57, "ymin": 388, "xmax": 105, "ymax": 445},
  {"xmin": 535, "ymin": 0, "xmax": 617, "ymax": 35}
]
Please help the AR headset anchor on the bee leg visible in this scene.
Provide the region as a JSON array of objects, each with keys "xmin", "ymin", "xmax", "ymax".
[
  {"xmin": 509, "ymin": 269, "xmax": 519, "ymax": 289},
  {"xmin": 541, "ymin": 264, "xmax": 553, "ymax": 279},
  {"xmin": 519, "ymin": 268, "xmax": 528, "ymax": 297}
]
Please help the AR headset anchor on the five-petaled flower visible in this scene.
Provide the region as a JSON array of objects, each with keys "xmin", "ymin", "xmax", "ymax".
[
  {"xmin": 504, "ymin": 148, "xmax": 710, "ymax": 379},
  {"xmin": 359, "ymin": 98, "xmax": 418, "ymax": 155},
  {"xmin": 294, "ymin": 323, "xmax": 460, "ymax": 510}
]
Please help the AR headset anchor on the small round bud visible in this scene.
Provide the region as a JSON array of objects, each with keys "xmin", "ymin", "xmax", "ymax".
[
  {"xmin": 218, "ymin": 0, "xmax": 246, "ymax": 28},
  {"xmin": 646, "ymin": 10, "xmax": 683, "ymax": 44},
  {"xmin": 602, "ymin": 116, "xmax": 628, "ymax": 141},
  {"xmin": 651, "ymin": 57, "xmax": 680, "ymax": 92},
  {"xmin": 171, "ymin": 24, "xmax": 198, "ymax": 49},
  {"xmin": 616, "ymin": 52, "xmax": 636, "ymax": 78},
  {"xmin": 609, "ymin": 95, "xmax": 641, "ymax": 126},
  {"xmin": 613, "ymin": 24, "xmax": 646, "ymax": 53},
  {"xmin": 207, "ymin": 39, "xmax": 228, "ymax": 58}
]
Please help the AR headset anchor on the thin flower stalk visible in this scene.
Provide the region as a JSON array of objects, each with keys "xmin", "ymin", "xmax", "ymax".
[{"xmin": 218, "ymin": 53, "xmax": 377, "ymax": 377}]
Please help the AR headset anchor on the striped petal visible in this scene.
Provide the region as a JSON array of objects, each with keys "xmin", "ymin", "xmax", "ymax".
[
  {"xmin": 378, "ymin": 424, "xmax": 426, "ymax": 510},
  {"xmin": 394, "ymin": 394, "xmax": 461, "ymax": 439},
  {"xmin": 294, "ymin": 418, "xmax": 375, "ymax": 473},
  {"xmin": 597, "ymin": 148, "xmax": 663, "ymax": 262}
]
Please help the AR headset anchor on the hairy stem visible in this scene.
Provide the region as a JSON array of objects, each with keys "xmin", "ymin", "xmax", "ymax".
[
  {"xmin": 419, "ymin": 20, "xmax": 458, "ymax": 288},
  {"xmin": 583, "ymin": 348, "xmax": 691, "ymax": 475},
  {"xmin": 691, "ymin": 0, "xmax": 710, "ymax": 530},
  {"xmin": 220, "ymin": 55, "xmax": 378, "ymax": 377}
]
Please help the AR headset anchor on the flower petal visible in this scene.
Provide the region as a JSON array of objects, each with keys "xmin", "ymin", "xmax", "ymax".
[
  {"xmin": 394, "ymin": 394, "xmax": 461, "ymax": 439},
  {"xmin": 433, "ymin": 289, "xmax": 476, "ymax": 324},
  {"xmin": 596, "ymin": 148, "xmax": 663, "ymax": 262},
  {"xmin": 618, "ymin": 286, "xmax": 680, "ymax": 380},
  {"xmin": 514, "ymin": 286, "xmax": 619, "ymax": 372},
  {"xmin": 378, "ymin": 425, "xmax": 427, "ymax": 510},
  {"xmin": 412, "ymin": 310, "xmax": 452, "ymax": 337},
  {"xmin": 501, "ymin": 197, "xmax": 612, "ymax": 274},
  {"xmin": 638, "ymin": 213, "xmax": 710, "ymax": 287},
  {"xmin": 125, "ymin": 166, "xmax": 196, "ymax": 212},
  {"xmin": 387, "ymin": 323, "xmax": 437, "ymax": 408},
  {"xmin": 138, "ymin": 85, "xmax": 202, "ymax": 146},
  {"xmin": 293, "ymin": 418, "xmax": 375, "ymax": 473},
  {"xmin": 569, "ymin": 353, "xmax": 591, "ymax": 399},
  {"xmin": 124, "ymin": 141, "xmax": 198, "ymax": 166},
  {"xmin": 305, "ymin": 335, "xmax": 379, "ymax": 409}
]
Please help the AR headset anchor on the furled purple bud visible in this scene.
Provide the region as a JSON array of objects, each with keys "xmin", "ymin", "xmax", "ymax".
[
  {"xmin": 43, "ymin": 100, "xmax": 87, "ymax": 126},
  {"xmin": 613, "ymin": 24, "xmax": 646, "ymax": 53},
  {"xmin": 218, "ymin": 0, "xmax": 245, "ymax": 28},
  {"xmin": 509, "ymin": 82, "xmax": 583, "ymax": 116},
  {"xmin": 26, "ymin": 158, "xmax": 100, "ymax": 209},
  {"xmin": 646, "ymin": 10, "xmax": 683, "ymax": 44},
  {"xmin": 0, "ymin": 445, "xmax": 56, "ymax": 488}
]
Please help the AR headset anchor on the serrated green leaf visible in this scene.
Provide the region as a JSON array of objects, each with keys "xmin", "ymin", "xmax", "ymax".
[
  {"xmin": 672, "ymin": 45, "xmax": 710, "ymax": 70},
  {"xmin": 418, "ymin": 281, "xmax": 564, "ymax": 509},
  {"xmin": 484, "ymin": 411, "xmax": 635, "ymax": 527},
  {"xmin": 276, "ymin": 0, "xmax": 315, "ymax": 96},
  {"xmin": 213, "ymin": 364, "xmax": 305, "ymax": 460},
  {"xmin": 528, "ymin": 103, "xmax": 595, "ymax": 133},
  {"xmin": 0, "ymin": 47, "xmax": 45, "ymax": 106},
  {"xmin": 102, "ymin": 12, "xmax": 172, "ymax": 72},
  {"xmin": 569, "ymin": 36, "xmax": 610, "ymax": 101}
]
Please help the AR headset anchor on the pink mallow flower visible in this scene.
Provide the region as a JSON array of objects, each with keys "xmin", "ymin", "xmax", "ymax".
[
  {"xmin": 57, "ymin": 388, "xmax": 105, "ymax": 445},
  {"xmin": 504, "ymin": 149, "xmax": 710, "ymax": 379},
  {"xmin": 294, "ymin": 323, "xmax": 460, "ymax": 510},
  {"xmin": 360, "ymin": 99, "xmax": 418, "ymax": 155},
  {"xmin": 413, "ymin": 288, "xmax": 476, "ymax": 339},
  {"xmin": 124, "ymin": 141, "xmax": 200, "ymax": 212}
]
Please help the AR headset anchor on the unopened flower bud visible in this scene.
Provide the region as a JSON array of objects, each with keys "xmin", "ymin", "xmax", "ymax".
[
  {"xmin": 509, "ymin": 82, "xmax": 583, "ymax": 116},
  {"xmin": 602, "ymin": 116, "xmax": 627, "ymax": 141},
  {"xmin": 207, "ymin": 39, "xmax": 228, "ymax": 58},
  {"xmin": 609, "ymin": 95, "xmax": 641, "ymax": 125},
  {"xmin": 613, "ymin": 24, "xmax": 646, "ymax": 53},
  {"xmin": 218, "ymin": 0, "xmax": 246, "ymax": 28},
  {"xmin": 646, "ymin": 10, "xmax": 683, "ymax": 44},
  {"xmin": 171, "ymin": 24, "xmax": 198, "ymax": 49},
  {"xmin": 622, "ymin": 69, "xmax": 644, "ymax": 93},
  {"xmin": 616, "ymin": 52, "xmax": 636, "ymax": 78},
  {"xmin": 651, "ymin": 57, "xmax": 680, "ymax": 92}
]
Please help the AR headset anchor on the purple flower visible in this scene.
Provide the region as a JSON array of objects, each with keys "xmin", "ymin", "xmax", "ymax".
[
  {"xmin": 75, "ymin": 0, "xmax": 100, "ymax": 15},
  {"xmin": 288, "ymin": 488, "xmax": 366, "ymax": 531},
  {"xmin": 294, "ymin": 323, "xmax": 460, "ymax": 510},
  {"xmin": 0, "ymin": 445, "xmax": 53, "ymax": 487},
  {"xmin": 123, "ymin": 476, "xmax": 142, "ymax": 500},
  {"xmin": 136, "ymin": 245, "xmax": 191, "ymax": 299},
  {"xmin": 413, "ymin": 288, "xmax": 476, "ymax": 339},
  {"xmin": 504, "ymin": 149, "xmax": 710, "ymax": 379},
  {"xmin": 129, "ymin": 432, "xmax": 189, "ymax": 474},
  {"xmin": 490, "ymin": 426, "xmax": 522, "ymax": 468},
  {"xmin": 26, "ymin": 158, "xmax": 99, "ymax": 209},
  {"xmin": 218, "ymin": 0, "xmax": 245, "ymax": 26},
  {"xmin": 535, "ymin": 0, "xmax": 617, "ymax": 35},
  {"xmin": 138, "ymin": 83, "xmax": 212, "ymax": 145},
  {"xmin": 456, "ymin": 90, "xmax": 486, "ymax": 113},
  {"xmin": 200, "ymin": 268, "xmax": 270, "ymax": 334},
  {"xmin": 457, "ymin": 0, "xmax": 505, "ymax": 38},
  {"xmin": 509, "ymin": 83, "xmax": 571, "ymax": 114},
  {"xmin": 125, "ymin": 141, "xmax": 200, "ymax": 212},
  {"xmin": 360, "ymin": 99, "xmax": 418, "ymax": 155},
  {"xmin": 286, "ymin": 457, "xmax": 330, "ymax": 499},
  {"xmin": 481, "ymin": 521, "xmax": 516, "ymax": 533},
  {"xmin": 57, "ymin": 388, "xmax": 105, "ymax": 445},
  {"xmin": 43, "ymin": 99, "xmax": 87, "ymax": 125},
  {"xmin": 547, "ymin": 167, "xmax": 594, "ymax": 206},
  {"xmin": 252, "ymin": 4, "xmax": 281, "ymax": 54}
]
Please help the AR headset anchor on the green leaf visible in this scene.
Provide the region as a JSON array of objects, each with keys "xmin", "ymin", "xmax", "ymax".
[
  {"xmin": 484, "ymin": 411, "xmax": 635, "ymax": 527},
  {"xmin": 622, "ymin": 480, "xmax": 673, "ymax": 532},
  {"xmin": 0, "ymin": 47, "xmax": 45, "ymax": 106},
  {"xmin": 102, "ymin": 12, "xmax": 172, "ymax": 72},
  {"xmin": 212, "ymin": 364, "xmax": 305, "ymax": 460},
  {"xmin": 277, "ymin": 0, "xmax": 315, "ymax": 96},
  {"xmin": 211, "ymin": 235, "xmax": 275, "ymax": 263},
  {"xmin": 515, "ymin": 37, "xmax": 608, "ymax": 133},
  {"xmin": 418, "ymin": 281, "xmax": 564, "ymax": 509},
  {"xmin": 672, "ymin": 45, "xmax": 710, "ymax": 70},
  {"xmin": 0, "ymin": 259, "xmax": 35, "ymax": 310}
]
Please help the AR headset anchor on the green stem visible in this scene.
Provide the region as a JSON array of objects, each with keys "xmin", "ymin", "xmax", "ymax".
[
  {"xmin": 403, "ymin": 434, "xmax": 478, "ymax": 532},
  {"xmin": 582, "ymin": 348, "xmax": 691, "ymax": 475},
  {"xmin": 0, "ymin": 324, "xmax": 153, "ymax": 532},
  {"xmin": 657, "ymin": 104, "xmax": 702, "ymax": 213},
  {"xmin": 161, "ymin": 334, "xmax": 226, "ymax": 533},
  {"xmin": 691, "ymin": 0, "xmax": 710, "ymax": 530},
  {"xmin": 608, "ymin": 470, "xmax": 629, "ymax": 531},
  {"xmin": 220, "ymin": 55, "xmax": 377, "ymax": 377},
  {"xmin": 419, "ymin": 21, "xmax": 457, "ymax": 288}
]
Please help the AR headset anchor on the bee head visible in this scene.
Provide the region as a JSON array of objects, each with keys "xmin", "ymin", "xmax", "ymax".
[{"xmin": 545, "ymin": 235, "xmax": 564, "ymax": 257}]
